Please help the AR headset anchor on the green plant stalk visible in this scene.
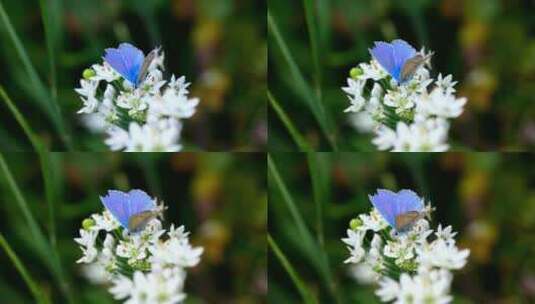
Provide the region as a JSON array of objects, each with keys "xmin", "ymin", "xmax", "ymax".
[
  {"xmin": 268, "ymin": 11, "xmax": 337, "ymax": 150},
  {"xmin": 0, "ymin": 86, "xmax": 44, "ymax": 151},
  {"xmin": 268, "ymin": 234, "xmax": 318, "ymax": 304},
  {"xmin": 302, "ymin": 0, "xmax": 322, "ymax": 100},
  {"xmin": 268, "ymin": 90, "xmax": 311, "ymax": 151},
  {"xmin": 0, "ymin": 1, "xmax": 72, "ymax": 149},
  {"xmin": 307, "ymin": 153, "xmax": 328, "ymax": 246},
  {"xmin": 0, "ymin": 233, "xmax": 51, "ymax": 304},
  {"xmin": 0, "ymin": 154, "xmax": 74, "ymax": 303},
  {"xmin": 268, "ymin": 155, "xmax": 340, "ymax": 303}
]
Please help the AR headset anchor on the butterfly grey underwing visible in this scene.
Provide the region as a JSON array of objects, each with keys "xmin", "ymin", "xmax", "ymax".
[
  {"xmin": 128, "ymin": 210, "xmax": 160, "ymax": 232},
  {"xmin": 136, "ymin": 47, "xmax": 161, "ymax": 86},
  {"xmin": 395, "ymin": 210, "xmax": 424, "ymax": 231},
  {"xmin": 399, "ymin": 52, "xmax": 434, "ymax": 83}
]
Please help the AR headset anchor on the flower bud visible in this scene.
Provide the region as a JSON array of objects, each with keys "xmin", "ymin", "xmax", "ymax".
[
  {"xmin": 83, "ymin": 68, "xmax": 96, "ymax": 80},
  {"xmin": 350, "ymin": 67, "xmax": 363, "ymax": 79},
  {"xmin": 82, "ymin": 218, "xmax": 95, "ymax": 230},
  {"xmin": 349, "ymin": 218, "xmax": 362, "ymax": 230}
]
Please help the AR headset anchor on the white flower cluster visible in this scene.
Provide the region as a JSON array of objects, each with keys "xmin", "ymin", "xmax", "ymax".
[
  {"xmin": 75, "ymin": 208, "xmax": 203, "ymax": 303},
  {"xmin": 75, "ymin": 50, "xmax": 199, "ymax": 151},
  {"xmin": 342, "ymin": 206, "xmax": 469, "ymax": 303},
  {"xmin": 342, "ymin": 49, "xmax": 466, "ymax": 151}
]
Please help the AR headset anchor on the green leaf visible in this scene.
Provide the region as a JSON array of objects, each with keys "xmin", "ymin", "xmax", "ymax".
[
  {"xmin": 268, "ymin": 90, "xmax": 311, "ymax": 151},
  {"xmin": 0, "ymin": 153, "xmax": 74, "ymax": 303},
  {"xmin": 268, "ymin": 10, "xmax": 337, "ymax": 150},
  {"xmin": 0, "ymin": 233, "xmax": 51, "ymax": 304},
  {"xmin": 268, "ymin": 234, "xmax": 318, "ymax": 304},
  {"xmin": 0, "ymin": 1, "xmax": 72, "ymax": 149},
  {"xmin": 0, "ymin": 86, "xmax": 44, "ymax": 152}
]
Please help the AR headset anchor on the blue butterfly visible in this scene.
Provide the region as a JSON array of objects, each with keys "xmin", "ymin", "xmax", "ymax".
[
  {"xmin": 103, "ymin": 43, "xmax": 159, "ymax": 87},
  {"xmin": 368, "ymin": 189, "xmax": 425, "ymax": 231},
  {"xmin": 369, "ymin": 39, "xmax": 431, "ymax": 84},
  {"xmin": 100, "ymin": 189, "xmax": 159, "ymax": 232}
]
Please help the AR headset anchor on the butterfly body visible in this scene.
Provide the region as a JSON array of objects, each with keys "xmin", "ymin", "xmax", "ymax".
[
  {"xmin": 369, "ymin": 189, "xmax": 425, "ymax": 232},
  {"xmin": 104, "ymin": 43, "xmax": 159, "ymax": 87},
  {"xmin": 369, "ymin": 39, "xmax": 432, "ymax": 84},
  {"xmin": 100, "ymin": 189, "xmax": 158, "ymax": 232}
]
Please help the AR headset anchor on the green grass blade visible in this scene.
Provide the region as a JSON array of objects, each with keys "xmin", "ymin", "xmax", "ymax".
[
  {"xmin": 268, "ymin": 90, "xmax": 311, "ymax": 151},
  {"xmin": 39, "ymin": 152, "xmax": 60, "ymax": 247},
  {"xmin": 268, "ymin": 155, "xmax": 340, "ymax": 302},
  {"xmin": 306, "ymin": 153, "xmax": 331, "ymax": 246},
  {"xmin": 0, "ymin": 233, "xmax": 51, "ymax": 304},
  {"xmin": 0, "ymin": 1, "xmax": 72, "ymax": 149},
  {"xmin": 268, "ymin": 11, "xmax": 337, "ymax": 150},
  {"xmin": 268, "ymin": 155, "xmax": 317, "ymax": 258},
  {"xmin": 0, "ymin": 153, "xmax": 74, "ymax": 303},
  {"xmin": 38, "ymin": 0, "xmax": 62, "ymax": 107},
  {"xmin": 268, "ymin": 234, "xmax": 318, "ymax": 304},
  {"xmin": 302, "ymin": 0, "xmax": 322, "ymax": 99},
  {"xmin": 0, "ymin": 86, "xmax": 44, "ymax": 151}
]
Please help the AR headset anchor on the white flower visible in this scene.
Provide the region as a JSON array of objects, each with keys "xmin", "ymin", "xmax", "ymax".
[
  {"xmin": 435, "ymin": 74, "xmax": 457, "ymax": 95},
  {"xmin": 149, "ymin": 237, "xmax": 204, "ymax": 270},
  {"xmin": 75, "ymin": 229, "xmax": 98, "ymax": 263},
  {"xmin": 105, "ymin": 126, "xmax": 130, "ymax": 151},
  {"xmin": 392, "ymin": 120, "xmax": 449, "ymax": 152},
  {"xmin": 372, "ymin": 125, "xmax": 397, "ymax": 151},
  {"xmin": 360, "ymin": 60, "xmax": 388, "ymax": 81},
  {"xmin": 168, "ymin": 224, "xmax": 190, "ymax": 241},
  {"xmin": 383, "ymin": 90, "xmax": 414, "ymax": 114},
  {"xmin": 435, "ymin": 224, "xmax": 457, "ymax": 244},
  {"xmin": 124, "ymin": 121, "xmax": 183, "ymax": 152},
  {"xmin": 81, "ymin": 113, "xmax": 107, "ymax": 133},
  {"xmin": 417, "ymin": 87, "xmax": 466, "ymax": 118},
  {"xmin": 348, "ymin": 263, "xmax": 377, "ymax": 284},
  {"xmin": 397, "ymin": 270, "xmax": 453, "ymax": 304},
  {"xmin": 116, "ymin": 90, "xmax": 148, "ymax": 116},
  {"xmin": 110, "ymin": 270, "xmax": 186, "ymax": 304},
  {"xmin": 358, "ymin": 208, "xmax": 389, "ymax": 232},
  {"xmin": 91, "ymin": 210, "xmax": 121, "ymax": 232},
  {"xmin": 109, "ymin": 275, "xmax": 134, "ymax": 300},
  {"xmin": 383, "ymin": 238, "xmax": 415, "ymax": 265},
  {"xmin": 75, "ymin": 79, "xmax": 99, "ymax": 114},
  {"xmin": 343, "ymin": 46, "xmax": 467, "ymax": 152},
  {"xmin": 137, "ymin": 219, "xmax": 166, "ymax": 244},
  {"xmin": 116, "ymin": 236, "xmax": 148, "ymax": 264},
  {"xmin": 343, "ymin": 78, "xmax": 367, "ymax": 112},
  {"xmin": 417, "ymin": 238, "xmax": 470, "ymax": 270},
  {"xmin": 376, "ymin": 276, "xmax": 400, "ymax": 302},
  {"xmin": 149, "ymin": 86, "xmax": 199, "ymax": 119},
  {"xmin": 81, "ymin": 262, "xmax": 108, "ymax": 284},
  {"xmin": 348, "ymin": 112, "xmax": 376, "ymax": 133},
  {"xmin": 342, "ymin": 229, "xmax": 366, "ymax": 264},
  {"xmin": 76, "ymin": 47, "xmax": 198, "ymax": 151},
  {"xmin": 92, "ymin": 62, "xmax": 120, "ymax": 82}
]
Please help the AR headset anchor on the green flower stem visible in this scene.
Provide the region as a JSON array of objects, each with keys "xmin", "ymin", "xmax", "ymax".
[{"xmin": 0, "ymin": 233, "xmax": 51, "ymax": 304}]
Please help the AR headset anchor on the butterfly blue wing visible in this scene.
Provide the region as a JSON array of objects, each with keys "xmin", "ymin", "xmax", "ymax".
[
  {"xmin": 369, "ymin": 189, "xmax": 398, "ymax": 227},
  {"xmin": 369, "ymin": 42, "xmax": 396, "ymax": 77},
  {"xmin": 126, "ymin": 189, "xmax": 156, "ymax": 215},
  {"xmin": 391, "ymin": 40, "xmax": 417, "ymax": 83},
  {"xmin": 104, "ymin": 43, "xmax": 144, "ymax": 86},
  {"xmin": 100, "ymin": 190, "xmax": 131, "ymax": 228},
  {"xmin": 391, "ymin": 40, "xmax": 416, "ymax": 70},
  {"xmin": 395, "ymin": 189, "xmax": 424, "ymax": 214}
]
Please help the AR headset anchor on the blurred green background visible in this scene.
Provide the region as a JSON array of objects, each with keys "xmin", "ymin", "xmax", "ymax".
[
  {"xmin": 268, "ymin": 0, "xmax": 535, "ymax": 151},
  {"xmin": 268, "ymin": 152, "xmax": 535, "ymax": 303},
  {"xmin": 0, "ymin": 152, "xmax": 267, "ymax": 303},
  {"xmin": 0, "ymin": 0, "xmax": 266, "ymax": 151}
]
